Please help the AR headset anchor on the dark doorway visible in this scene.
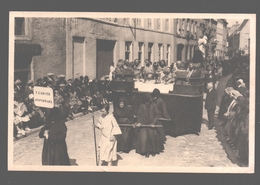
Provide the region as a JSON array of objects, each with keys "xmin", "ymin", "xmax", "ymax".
[
  {"xmin": 177, "ymin": 44, "xmax": 184, "ymax": 61},
  {"xmin": 96, "ymin": 40, "xmax": 115, "ymax": 79}
]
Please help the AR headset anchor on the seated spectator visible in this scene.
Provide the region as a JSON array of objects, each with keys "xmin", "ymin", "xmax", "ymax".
[
  {"xmin": 115, "ymin": 59, "xmax": 124, "ymax": 80},
  {"xmin": 14, "ymin": 94, "xmax": 30, "ymax": 137},
  {"xmin": 153, "ymin": 62, "xmax": 161, "ymax": 83},
  {"xmin": 26, "ymin": 94, "xmax": 45, "ymax": 128},
  {"xmin": 122, "ymin": 63, "xmax": 134, "ymax": 82}
]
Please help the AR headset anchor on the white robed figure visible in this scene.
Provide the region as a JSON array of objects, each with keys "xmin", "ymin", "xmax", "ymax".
[{"xmin": 95, "ymin": 104, "xmax": 122, "ymax": 166}]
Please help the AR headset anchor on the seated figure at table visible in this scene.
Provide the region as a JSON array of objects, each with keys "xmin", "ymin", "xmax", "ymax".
[
  {"xmin": 143, "ymin": 59, "xmax": 154, "ymax": 83},
  {"xmin": 133, "ymin": 59, "xmax": 142, "ymax": 81},
  {"xmin": 162, "ymin": 67, "xmax": 175, "ymax": 84},
  {"xmin": 113, "ymin": 97, "xmax": 135, "ymax": 153},
  {"xmin": 153, "ymin": 61, "xmax": 161, "ymax": 83},
  {"xmin": 114, "ymin": 59, "xmax": 124, "ymax": 81},
  {"xmin": 122, "ymin": 62, "xmax": 134, "ymax": 82}
]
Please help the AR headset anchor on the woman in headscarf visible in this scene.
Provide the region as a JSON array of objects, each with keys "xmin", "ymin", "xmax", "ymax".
[
  {"xmin": 113, "ymin": 97, "xmax": 135, "ymax": 153},
  {"xmin": 39, "ymin": 107, "xmax": 70, "ymax": 165},
  {"xmin": 135, "ymin": 93, "xmax": 164, "ymax": 158}
]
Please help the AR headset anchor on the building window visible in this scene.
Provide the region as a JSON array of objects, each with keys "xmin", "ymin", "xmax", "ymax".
[
  {"xmin": 176, "ymin": 19, "xmax": 180, "ymax": 34},
  {"xmin": 15, "ymin": 18, "xmax": 25, "ymax": 35},
  {"xmin": 191, "ymin": 20, "xmax": 194, "ymax": 34},
  {"xmin": 138, "ymin": 42, "xmax": 144, "ymax": 62},
  {"xmin": 125, "ymin": 42, "xmax": 132, "ymax": 61},
  {"xmin": 136, "ymin": 18, "xmax": 143, "ymax": 27},
  {"xmin": 186, "ymin": 19, "xmax": 190, "ymax": 35},
  {"xmin": 148, "ymin": 43, "xmax": 153, "ymax": 61},
  {"xmin": 148, "ymin": 18, "xmax": 152, "ymax": 29},
  {"xmin": 124, "ymin": 18, "xmax": 130, "ymax": 25},
  {"xmin": 194, "ymin": 21, "xmax": 197, "ymax": 39},
  {"xmin": 181, "ymin": 19, "xmax": 185, "ymax": 36},
  {"xmin": 156, "ymin": 18, "xmax": 161, "ymax": 30},
  {"xmin": 165, "ymin": 19, "xmax": 169, "ymax": 31},
  {"xmin": 166, "ymin": 44, "xmax": 170, "ymax": 65},
  {"xmin": 158, "ymin": 44, "xmax": 163, "ymax": 60}
]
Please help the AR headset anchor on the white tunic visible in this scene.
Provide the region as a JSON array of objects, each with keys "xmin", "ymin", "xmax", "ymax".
[{"xmin": 96, "ymin": 114, "xmax": 122, "ymax": 162}]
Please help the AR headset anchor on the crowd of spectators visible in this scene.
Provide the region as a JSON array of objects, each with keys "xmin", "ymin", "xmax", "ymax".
[
  {"xmin": 13, "ymin": 73, "xmax": 112, "ymax": 139},
  {"xmin": 217, "ymin": 55, "xmax": 249, "ymax": 165}
]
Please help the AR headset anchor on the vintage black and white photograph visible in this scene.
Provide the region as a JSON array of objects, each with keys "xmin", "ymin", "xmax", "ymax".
[{"xmin": 8, "ymin": 12, "xmax": 255, "ymax": 173}]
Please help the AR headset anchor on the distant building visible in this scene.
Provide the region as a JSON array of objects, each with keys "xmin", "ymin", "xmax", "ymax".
[
  {"xmin": 227, "ymin": 19, "xmax": 250, "ymax": 57},
  {"xmin": 215, "ymin": 19, "xmax": 228, "ymax": 59}
]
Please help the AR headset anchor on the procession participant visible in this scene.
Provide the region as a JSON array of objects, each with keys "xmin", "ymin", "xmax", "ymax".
[
  {"xmin": 84, "ymin": 75, "xmax": 90, "ymax": 87},
  {"xmin": 109, "ymin": 62, "xmax": 115, "ymax": 81},
  {"xmin": 153, "ymin": 61, "xmax": 161, "ymax": 84},
  {"xmin": 94, "ymin": 104, "xmax": 122, "ymax": 166},
  {"xmin": 47, "ymin": 73, "xmax": 55, "ymax": 84},
  {"xmin": 135, "ymin": 93, "xmax": 164, "ymax": 158},
  {"xmin": 143, "ymin": 59, "xmax": 154, "ymax": 83},
  {"xmin": 114, "ymin": 98, "xmax": 135, "ymax": 153},
  {"xmin": 42, "ymin": 76, "xmax": 50, "ymax": 87},
  {"xmin": 39, "ymin": 107, "xmax": 71, "ymax": 165},
  {"xmin": 162, "ymin": 67, "xmax": 175, "ymax": 84},
  {"xmin": 151, "ymin": 89, "xmax": 171, "ymax": 142},
  {"xmin": 56, "ymin": 74, "xmax": 67, "ymax": 90},
  {"xmin": 205, "ymin": 82, "xmax": 218, "ymax": 130},
  {"xmin": 133, "ymin": 59, "xmax": 142, "ymax": 81}
]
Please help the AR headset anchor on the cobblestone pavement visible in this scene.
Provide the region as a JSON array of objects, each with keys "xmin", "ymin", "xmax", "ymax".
[{"xmin": 13, "ymin": 103, "xmax": 237, "ymax": 167}]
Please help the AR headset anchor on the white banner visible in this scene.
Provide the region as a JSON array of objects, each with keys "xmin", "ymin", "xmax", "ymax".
[{"xmin": 33, "ymin": 86, "xmax": 54, "ymax": 108}]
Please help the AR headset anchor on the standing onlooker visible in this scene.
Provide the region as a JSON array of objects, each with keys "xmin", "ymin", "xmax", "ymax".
[
  {"xmin": 109, "ymin": 62, "xmax": 115, "ymax": 81},
  {"xmin": 94, "ymin": 104, "xmax": 122, "ymax": 166},
  {"xmin": 39, "ymin": 107, "xmax": 70, "ymax": 165},
  {"xmin": 205, "ymin": 82, "xmax": 218, "ymax": 130}
]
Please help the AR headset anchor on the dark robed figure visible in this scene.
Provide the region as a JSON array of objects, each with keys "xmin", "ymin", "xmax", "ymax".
[
  {"xmin": 39, "ymin": 107, "xmax": 70, "ymax": 165},
  {"xmin": 135, "ymin": 93, "xmax": 164, "ymax": 157},
  {"xmin": 114, "ymin": 98, "xmax": 135, "ymax": 153}
]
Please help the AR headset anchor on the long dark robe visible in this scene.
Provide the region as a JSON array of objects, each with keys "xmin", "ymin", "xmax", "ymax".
[
  {"xmin": 39, "ymin": 120, "xmax": 70, "ymax": 165},
  {"xmin": 152, "ymin": 97, "xmax": 170, "ymax": 142},
  {"xmin": 135, "ymin": 102, "xmax": 164, "ymax": 154},
  {"xmin": 114, "ymin": 104, "xmax": 134, "ymax": 152}
]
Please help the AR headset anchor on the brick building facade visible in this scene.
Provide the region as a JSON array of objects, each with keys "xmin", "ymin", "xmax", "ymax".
[{"xmin": 14, "ymin": 17, "xmax": 206, "ymax": 83}]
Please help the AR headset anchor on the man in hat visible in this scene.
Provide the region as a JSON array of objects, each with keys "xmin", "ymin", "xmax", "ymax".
[
  {"xmin": 56, "ymin": 74, "xmax": 66, "ymax": 90},
  {"xmin": 162, "ymin": 67, "xmax": 175, "ymax": 84},
  {"xmin": 23, "ymin": 80, "xmax": 34, "ymax": 102},
  {"xmin": 47, "ymin": 73, "xmax": 55, "ymax": 83},
  {"xmin": 35, "ymin": 78, "xmax": 43, "ymax": 87},
  {"xmin": 205, "ymin": 82, "xmax": 218, "ymax": 130}
]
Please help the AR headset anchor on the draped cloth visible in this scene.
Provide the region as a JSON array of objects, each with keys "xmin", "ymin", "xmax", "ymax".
[
  {"xmin": 39, "ymin": 120, "xmax": 70, "ymax": 165},
  {"xmin": 97, "ymin": 114, "xmax": 122, "ymax": 162},
  {"xmin": 114, "ymin": 100, "xmax": 135, "ymax": 152},
  {"xmin": 135, "ymin": 102, "xmax": 164, "ymax": 154}
]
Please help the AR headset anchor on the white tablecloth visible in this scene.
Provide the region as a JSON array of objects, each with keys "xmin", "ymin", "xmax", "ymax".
[{"xmin": 134, "ymin": 80, "xmax": 174, "ymax": 94}]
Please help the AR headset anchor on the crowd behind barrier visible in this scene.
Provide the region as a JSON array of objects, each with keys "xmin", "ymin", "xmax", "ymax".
[
  {"xmin": 217, "ymin": 55, "xmax": 249, "ymax": 165},
  {"xmin": 13, "ymin": 73, "xmax": 112, "ymax": 139}
]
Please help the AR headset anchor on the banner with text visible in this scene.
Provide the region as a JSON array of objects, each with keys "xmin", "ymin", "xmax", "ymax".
[{"xmin": 33, "ymin": 86, "xmax": 54, "ymax": 108}]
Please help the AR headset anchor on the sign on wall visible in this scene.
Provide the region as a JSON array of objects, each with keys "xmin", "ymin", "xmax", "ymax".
[{"xmin": 33, "ymin": 86, "xmax": 54, "ymax": 108}]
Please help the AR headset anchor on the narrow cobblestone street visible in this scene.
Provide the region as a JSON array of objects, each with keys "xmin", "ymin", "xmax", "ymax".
[{"xmin": 12, "ymin": 78, "xmax": 238, "ymax": 168}]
